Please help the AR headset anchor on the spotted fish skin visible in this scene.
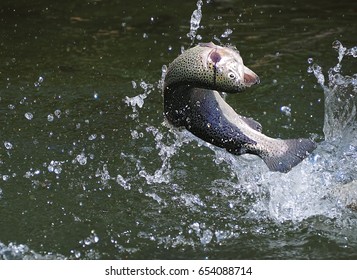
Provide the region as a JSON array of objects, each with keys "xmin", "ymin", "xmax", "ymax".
[
  {"xmin": 164, "ymin": 42, "xmax": 259, "ymax": 93},
  {"xmin": 163, "ymin": 42, "xmax": 316, "ymax": 172}
]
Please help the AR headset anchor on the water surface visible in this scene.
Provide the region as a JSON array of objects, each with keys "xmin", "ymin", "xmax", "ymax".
[{"xmin": 0, "ymin": 0, "xmax": 357, "ymax": 259}]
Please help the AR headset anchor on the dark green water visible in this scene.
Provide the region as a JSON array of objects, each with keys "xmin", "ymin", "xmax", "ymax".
[{"xmin": 1, "ymin": 0, "xmax": 357, "ymax": 259}]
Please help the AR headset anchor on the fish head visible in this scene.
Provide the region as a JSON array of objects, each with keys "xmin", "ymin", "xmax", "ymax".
[{"xmin": 202, "ymin": 42, "xmax": 260, "ymax": 93}]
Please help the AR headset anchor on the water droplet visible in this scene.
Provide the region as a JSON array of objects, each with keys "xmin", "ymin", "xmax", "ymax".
[
  {"xmin": 88, "ymin": 134, "xmax": 97, "ymax": 141},
  {"xmin": 332, "ymin": 73, "xmax": 345, "ymax": 85},
  {"xmin": 25, "ymin": 112, "xmax": 33, "ymax": 120},
  {"xmin": 332, "ymin": 40, "xmax": 347, "ymax": 63},
  {"xmin": 2, "ymin": 175, "xmax": 10, "ymax": 181},
  {"xmin": 332, "ymin": 40, "xmax": 342, "ymax": 50},
  {"xmin": 4, "ymin": 141, "xmax": 13, "ymax": 150},
  {"xmin": 19, "ymin": 97, "xmax": 27, "ymax": 105},
  {"xmin": 311, "ymin": 64, "xmax": 325, "ymax": 86},
  {"xmin": 47, "ymin": 160, "xmax": 63, "ymax": 174},
  {"xmin": 54, "ymin": 167, "xmax": 62, "ymax": 174},
  {"xmin": 281, "ymin": 106, "xmax": 292, "ymax": 117},
  {"xmin": 346, "ymin": 46, "xmax": 357, "ymax": 58},
  {"xmin": 200, "ymin": 229, "xmax": 213, "ymax": 245},
  {"xmin": 131, "ymin": 130, "xmax": 139, "ymax": 139},
  {"xmin": 76, "ymin": 153, "xmax": 87, "ymax": 165},
  {"xmin": 191, "ymin": 222, "xmax": 200, "ymax": 233},
  {"xmin": 140, "ymin": 81, "xmax": 149, "ymax": 90},
  {"xmin": 54, "ymin": 109, "xmax": 61, "ymax": 118},
  {"xmin": 116, "ymin": 174, "xmax": 131, "ymax": 190},
  {"xmin": 47, "ymin": 114, "xmax": 54, "ymax": 122},
  {"xmin": 74, "ymin": 250, "xmax": 81, "ymax": 258},
  {"xmin": 221, "ymin": 28, "xmax": 233, "ymax": 38},
  {"xmin": 187, "ymin": 0, "xmax": 203, "ymax": 41},
  {"xmin": 124, "ymin": 94, "xmax": 146, "ymax": 109}
]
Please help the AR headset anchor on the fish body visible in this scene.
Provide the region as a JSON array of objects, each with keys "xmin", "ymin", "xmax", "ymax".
[{"xmin": 163, "ymin": 42, "xmax": 316, "ymax": 172}]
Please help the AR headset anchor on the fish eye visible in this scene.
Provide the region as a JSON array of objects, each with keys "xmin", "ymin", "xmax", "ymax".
[{"xmin": 228, "ymin": 72, "xmax": 236, "ymax": 80}]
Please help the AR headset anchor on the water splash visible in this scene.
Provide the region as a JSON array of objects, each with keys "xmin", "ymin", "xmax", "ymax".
[
  {"xmin": 138, "ymin": 125, "xmax": 182, "ymax": 185},
  {"xmin": 308, "ymin": 40, "xmax": 357, "ymax": 142},
  {"xmin": 124, "ymin": 81, "xmax": 153, "ymax": 119},
  {"xmin": 157, "ymin": 41, "xmax": 357, "ymax": 225},
  {"xmin": 0, "ymin": 242, "xmax": 65, "ymax": 260},
  {"xmin": 187, "ymin": 0, "xmax": 203, "ymax": 44},
  {"xmin": 253, "ymin": 41, "xmax": 357, "ymax": 222}
]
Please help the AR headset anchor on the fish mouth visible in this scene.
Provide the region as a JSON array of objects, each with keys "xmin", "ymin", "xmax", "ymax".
[{"xmin": 243, "ymin": 66, "xmax": 260, "ymax": 87}]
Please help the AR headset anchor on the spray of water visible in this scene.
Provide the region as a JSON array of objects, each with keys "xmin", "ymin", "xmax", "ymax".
[
  {"xmin": 0, "ymin": 241, "xmax": 65, "ymax": 260},
  {"xmin": 308, "ymin": 40, "xmax": 357, "ymax": 142},
  {"xmin": 156, "ymin": 41, "xmax": 357, "ymax": 224},
  {"xmin": 187, "ymin": 0, "xmax": 203, "ymax": 44},
  {"xmin": 250, "ymin": 41, "xmax": 357, "ymax": 222}
]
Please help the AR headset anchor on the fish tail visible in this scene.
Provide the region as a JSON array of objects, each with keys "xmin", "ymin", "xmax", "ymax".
[{"xmin": 261, "ymin": 138, "xmax": 317, "ymax": 173}]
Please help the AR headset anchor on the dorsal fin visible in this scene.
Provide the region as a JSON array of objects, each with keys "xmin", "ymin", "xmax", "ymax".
[{"xmin": 198, "ymin": 42, "xmax": 216, "ymax": 48}]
